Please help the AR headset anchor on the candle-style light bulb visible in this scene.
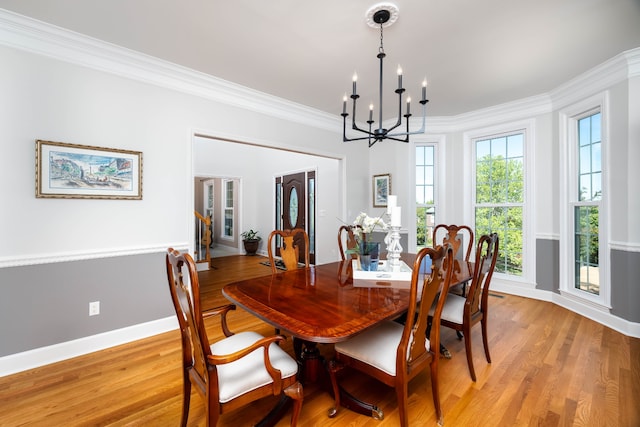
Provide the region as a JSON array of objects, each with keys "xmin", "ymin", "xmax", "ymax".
[
  {"xmin": 422, "ymin": 78, "xmax": 428, "ymax": 101},
  {"xmin": 406, "ymin": 96, "xmax": 411, "ymax": 115},
  {"xmin": 342, "ymin": 94, "xmax": 347, "ymax": 114},
  {"xmin": 369, "ymin": 103, "xmax": 374, "ymax": 121},
  {"xmin": 352, "ymin": 72, "xmax": 358, "ymax": 96},
  {"xmin": 397, "ymin": 65, "xmax": 403, "ymax": 89}
]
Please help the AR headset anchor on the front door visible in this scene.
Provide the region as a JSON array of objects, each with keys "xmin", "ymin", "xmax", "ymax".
[{"xmin": 276, "ymin": 171, "xmax": 315, "ymax": 264}]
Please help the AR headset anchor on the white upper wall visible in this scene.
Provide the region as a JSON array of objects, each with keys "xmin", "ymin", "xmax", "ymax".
[{"xmin": 0, "ymin": 9, "xmax": 638, "ymax": 268}]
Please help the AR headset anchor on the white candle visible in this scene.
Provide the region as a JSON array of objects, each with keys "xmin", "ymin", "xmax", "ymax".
[
  {"xmin": 387, "ymin": 195, "xmax": 397, "ymax": 214},
  {"xmin": 422, "ymin": 78, "xmax": 428, "ymax": 101},
  {"xmin": 352, "ymin": 72, "xmax": 358, "ymax": 96},
  {"xmin": 391, "ymin": 206, "xmax": 401, "ymax": 226}
]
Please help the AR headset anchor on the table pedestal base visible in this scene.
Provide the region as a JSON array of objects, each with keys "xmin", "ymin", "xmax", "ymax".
[
  {"xmin": 325, "ymin": 359, "xmax": 384, "ymax": 420},
  {"xmin": 297, "ymin": 339, "xmax": 324, "ymax": 384},
  {"xmin": 295, "ymin": 340, "xmax": 384, "ymax": 420}
]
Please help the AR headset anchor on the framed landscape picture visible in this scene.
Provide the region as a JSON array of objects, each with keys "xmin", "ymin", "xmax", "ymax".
[
  {"xmin": 373, "ymin": 173, "xmax": 391, "ymax": 207},
  {"xmin": 36, "ymin": 140, "xmax": 143, "ymax": 199}
]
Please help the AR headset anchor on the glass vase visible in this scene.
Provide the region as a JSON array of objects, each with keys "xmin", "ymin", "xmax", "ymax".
[{"xmin": 359, "ymin": 242, "xmax": 380, "ymax": 271}]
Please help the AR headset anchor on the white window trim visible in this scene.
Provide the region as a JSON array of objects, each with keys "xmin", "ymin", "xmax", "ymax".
[
  {"xmin": 558, "ymin": 92, "xmax": 610, "ymax": 310},
  {"xmin": 463, "ymin": 119, "xmax": 536, "ymax": 286},
  {"xmin": 409, "ymin": 135, "xmax": 446, "ymax": 254}
]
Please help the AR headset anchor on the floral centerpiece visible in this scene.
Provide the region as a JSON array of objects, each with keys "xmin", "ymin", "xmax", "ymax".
[
  {"xmin": 352, "ymin": 212, "xmax": 388, "ymax": 248},
  {"xmin": 349, "ymin": 213, "xmax": 389, "ymax": 271}
]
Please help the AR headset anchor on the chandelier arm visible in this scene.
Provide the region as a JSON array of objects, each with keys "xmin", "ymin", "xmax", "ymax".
[
  {"xmin": 351, "ymin": 121, "xmax": 376, "ymax": 135},
  {"xmin": 342, "ymin": 133, "xmax": 384, "ymax": 143},
  {"xmin": 344, "ymin": 115, "xmax": 378, "ymax": 141},
  {"xmin": 386, "ymin": 101, "xmax": 428, "ymax": 138}
]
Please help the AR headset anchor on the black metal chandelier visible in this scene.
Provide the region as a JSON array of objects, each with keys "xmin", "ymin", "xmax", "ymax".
[{"xmin": 342, "ymin": 3, "xmax": 428, "ymax": 147}]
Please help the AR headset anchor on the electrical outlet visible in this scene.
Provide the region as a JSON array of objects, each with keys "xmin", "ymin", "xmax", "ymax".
[{"xmin": 89, "ymin": 301, "xmax": 100, "ymax": 316}]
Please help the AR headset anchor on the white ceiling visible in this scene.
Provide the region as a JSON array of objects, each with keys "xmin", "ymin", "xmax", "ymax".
[{"xmin": 1, "ymin": 0, "xmax": 639, "ymax": 118}]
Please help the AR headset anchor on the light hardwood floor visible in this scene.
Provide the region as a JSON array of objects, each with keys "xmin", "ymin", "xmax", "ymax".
[{"xmin": 1, "ymin": 255, "xmax": 638, "ymax": 426}]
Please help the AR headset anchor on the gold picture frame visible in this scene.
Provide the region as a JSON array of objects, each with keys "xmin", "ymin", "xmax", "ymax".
[
  {"xmin": 373, "ymin": 173, "xmax": 391, "ymax": 207},
  {"xmin": 36, "ymin": 140, "xmax": 143, "ymax": 199}
]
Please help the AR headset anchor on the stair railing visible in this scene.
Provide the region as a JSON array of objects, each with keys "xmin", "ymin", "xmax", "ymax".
[{"xmin": 194, "ymin": 211, "xmax": 212, "ymax": 267}]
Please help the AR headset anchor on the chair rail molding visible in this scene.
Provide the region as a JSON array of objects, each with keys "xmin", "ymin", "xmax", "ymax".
[{"xmin": 0, "ymin": 244, "xmax": 189, "ymax": 268}]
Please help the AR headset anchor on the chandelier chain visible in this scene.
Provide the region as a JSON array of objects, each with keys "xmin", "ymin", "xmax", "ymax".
[{"xmin": 379, "ymin": 24, "xmax": 384, "ymax": 55}]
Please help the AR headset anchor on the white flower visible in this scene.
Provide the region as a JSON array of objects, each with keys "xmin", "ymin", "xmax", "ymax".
[{"xmin": 353, "ymin": 212, "xmax": 388, "ymax": 234}]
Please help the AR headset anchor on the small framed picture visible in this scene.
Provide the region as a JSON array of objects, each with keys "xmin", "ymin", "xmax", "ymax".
[
  {"xmin": 373, "ymin": 173, "xmax": 391, "ymax": 207},
  {"xmin": 36, "ymin": 140, "xmax": 143, "ymax": 199}
]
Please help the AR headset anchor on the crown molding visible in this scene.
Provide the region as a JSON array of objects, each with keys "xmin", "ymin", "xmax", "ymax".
[
  {"xmin": 0, "ymin": 9, "xmax": 340, "ymax": 134},
  {"xmin": 1, "ymin": 9, "xmax": 637, "ymax": 141},
  {"xmin": 551, "ymin": 48, "xmax": 640, "ymax": 111}
]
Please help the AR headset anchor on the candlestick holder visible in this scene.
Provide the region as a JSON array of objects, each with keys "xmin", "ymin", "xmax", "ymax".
[{"xmin": 386, "ymin": 225, "xmax": 403, "ymax": 271}]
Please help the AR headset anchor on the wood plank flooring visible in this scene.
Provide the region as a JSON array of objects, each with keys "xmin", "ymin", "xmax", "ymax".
[{"xmin": 1, "ymin": 255, "xmax": 638, "ymax": 426}]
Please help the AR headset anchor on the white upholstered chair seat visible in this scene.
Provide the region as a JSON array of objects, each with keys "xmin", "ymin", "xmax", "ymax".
[
  {"xmin": 432, "ymin": 293, "xmax": 466, "ymax": 324},
  {"xmin": 211, "ymin": 331, "xmax": 299, "ymax": 403},
  {"xmin": 334, "ymin": 320, "xmax": 430, "ymax": 377}
]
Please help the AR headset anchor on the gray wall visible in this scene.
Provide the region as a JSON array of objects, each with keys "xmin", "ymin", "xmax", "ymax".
[
  {"xmin": 610, "ymin": 249, "xmax": 640, "ymax": 322},
  {"xmin": 535, "ymin": 239, "xmax": 559, "ymax": 293},
  {"xmin": 0, "ymin": 253, "xmax": 171, "ymax": 357}
]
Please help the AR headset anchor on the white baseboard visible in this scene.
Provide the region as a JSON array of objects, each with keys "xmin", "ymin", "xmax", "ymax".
[{"xmin": 0, "ymin": 316, "xmax": 178, "ymax": 378}]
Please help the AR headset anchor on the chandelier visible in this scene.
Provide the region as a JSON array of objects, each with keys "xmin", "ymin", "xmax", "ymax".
[{"xmin": 341, "ymin": 3, "xmax": 428, "ymax": 147}]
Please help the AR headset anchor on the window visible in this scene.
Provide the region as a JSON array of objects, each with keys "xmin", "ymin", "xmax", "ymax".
[
  {"xmin": 415, "ymin": 145, "xmax": 436, "ymax": 249},
  {"xmin": 574, "ymin": 112, "xmax": 602, "ymax": 295},
  {"xmin": 474, "ymin": 132, "xmax": 525, "ymax": 276},
  {"xmin": 560, "ymin": 93, "xmax": 608, "ymax": 308},
  {"xmin": 223, "ymin": 179, "xmax": 234, "ymax": 239}
]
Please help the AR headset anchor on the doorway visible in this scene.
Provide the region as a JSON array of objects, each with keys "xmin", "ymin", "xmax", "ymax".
[{"xmin": 194, "ymin": 176, "xmax": 241, "ymax": 258}]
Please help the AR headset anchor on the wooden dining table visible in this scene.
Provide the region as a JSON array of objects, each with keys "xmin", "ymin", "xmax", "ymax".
[{"xmin": 222, "ymin": 254, "xmax": 474, "ymax": 418}]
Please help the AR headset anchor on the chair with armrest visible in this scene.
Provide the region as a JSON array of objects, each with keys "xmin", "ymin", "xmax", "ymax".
[
  {"xmin": 267, "ymin": 228, "xmax": 310, "ymax": 274},
  {"xmin": 165, "ymin": 248, "xmax": 303, "ymax": 426},
  {"xmin": 337, "ymin": 224, "xmax": 362, "ymax": 260},
  {"xmin": 327, "ymin": 244, "xmax": 455, "ymax": 426},
  {"xmin": 432, "ymin": 232, "xmax": 499, "ymax": 381}
]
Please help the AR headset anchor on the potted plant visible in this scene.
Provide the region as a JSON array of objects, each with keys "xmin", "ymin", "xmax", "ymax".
[{"xmin": 241, "ymin": 229, "xmax": 261, "ymax": 255}]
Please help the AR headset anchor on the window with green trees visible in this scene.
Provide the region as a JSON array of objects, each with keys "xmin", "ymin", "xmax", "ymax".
[
  {"xmin": 475, "ymin": 133, "xmax": 524, "ymax": 275},
  {"xmin": 416, "ymin": 145, "xmax": 436, "ymax": 249},
  {"xmin": 574, "ymin": 112, "xmax": 601, "ymax": 295}
]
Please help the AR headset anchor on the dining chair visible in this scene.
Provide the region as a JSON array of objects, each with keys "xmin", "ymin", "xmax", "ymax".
[
  {"xmin": 433, "ymin": 223, "xmax": 474, "ymax": 296},
  {"xmin": 267, "ymin": 228, "xmax": 311, "ymax": 350},
  {"xmin": 165, "ymin": 248, "xmax": 303, "ymax": 426},
  {"xmin": 433, "ymin": 233, "xmax": 499, "ymax": 381},
  {"xmin": 267, "ymin": 228, "xmax": 310, "ymax": 274},
  {"xmin": 433, "ymin": 223, "xmax": 474, "ymax": 262},
  {"xmin": 327, "ymin": 244, "xmax": 455, "ymax": 426},
  {"xmin": 337, "ymin": 224, "xmax": 361, "ymax": 260}
]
